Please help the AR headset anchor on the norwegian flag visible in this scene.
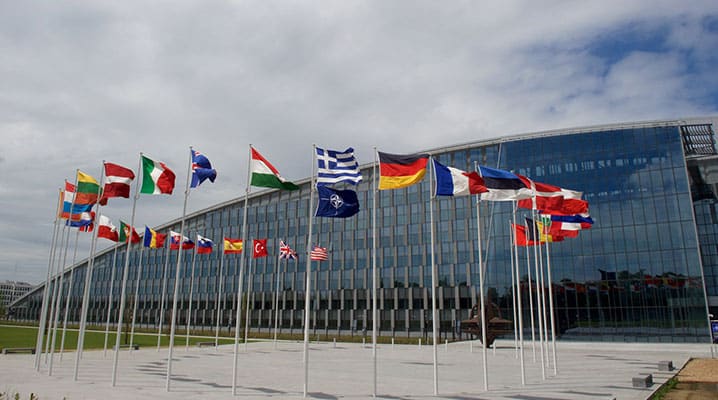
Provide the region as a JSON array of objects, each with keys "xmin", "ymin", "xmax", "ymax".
[
  {"xmin": 279, "ymin": 240, "xmax": 298, "ymax": 260},
  {"xmin": 310, "ymin": 245, "xmax": 328, "ymax": 261}
]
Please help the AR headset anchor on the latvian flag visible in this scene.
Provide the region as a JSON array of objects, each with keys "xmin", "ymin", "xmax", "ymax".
[{"xmin": 100, "ymin": 162, "xmax": 135, "ymax": 205}]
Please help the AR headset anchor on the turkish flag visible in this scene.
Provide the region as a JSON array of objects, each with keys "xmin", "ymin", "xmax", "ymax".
[{"xmin": 253, "ymin": 239, "xmax": 268, "ymax": 258}]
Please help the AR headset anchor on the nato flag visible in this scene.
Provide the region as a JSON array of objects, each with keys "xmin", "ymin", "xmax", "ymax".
[{"xmin": 315, "ymin": 186, "xmax": 360, "ymax": 218}]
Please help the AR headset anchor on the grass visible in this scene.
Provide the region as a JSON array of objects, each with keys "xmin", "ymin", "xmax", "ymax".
[
  {"xmin": 0, "ymin": 325, "xmax": 234, "ymax": 352},
  {"xmin": 649, "ymin": 376, "xmax": 678, "ymax": 399}
]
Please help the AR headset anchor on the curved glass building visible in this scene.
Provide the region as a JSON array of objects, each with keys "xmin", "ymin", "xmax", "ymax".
[{"xmin": 11, "ymin": 118, "xmax": 718, "ymax": 343}]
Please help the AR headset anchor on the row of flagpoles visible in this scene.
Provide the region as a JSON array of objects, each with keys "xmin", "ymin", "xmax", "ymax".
[{"xmin": 35, "ymin": 143, "xmax": 592, "ymax": 397}]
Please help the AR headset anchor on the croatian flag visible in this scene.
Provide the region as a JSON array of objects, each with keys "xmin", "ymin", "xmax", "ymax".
[
  {"xmin": 432, "ymin": 159, "xmax": 487, "ymax": 197},
  {"xmin": 196, "ymin": 234, "xmax": 214, "ymax": 254},
  {"xmin": 478, "ymin": 165, "xmax": 532, "ymax": 201}
]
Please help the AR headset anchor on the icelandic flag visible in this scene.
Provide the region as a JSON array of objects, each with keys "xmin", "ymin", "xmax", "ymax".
[
  {"xmin": 190, "ymin": 149, "xmax": 217, "ymax": 188},
  {"xmin": 433, "ymin": 159, "xmax": 487, "ymax": 196},
  {"xmin": 478, "ymin": 165, "xmax": 532, "ymax": 201},
  {"xmin": 316, "ymin": 147, "xmax": 363, "ymax": 186},
  {"xmin": 196, "ymin": 234, "xmax": 214, "ymax": 254},
  {"xmin": 315, "ymin": 186, "xmax": 360, "ymax": 218},
  {"xmin": 170, "ymin": 230, "xmax": 194, "ymax": 250}
]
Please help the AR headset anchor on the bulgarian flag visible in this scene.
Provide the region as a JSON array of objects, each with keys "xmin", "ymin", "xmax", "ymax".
[
  {"xmin": 140, "ymin": 155, "xmax": 175, "ymax": 195},
  {"xmin": 250, "ymin": 147, "xmax": 299, "ymax": 190}
]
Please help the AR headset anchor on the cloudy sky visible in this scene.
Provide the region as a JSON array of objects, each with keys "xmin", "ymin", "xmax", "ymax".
[{"xmin": 2, "ymin": 1, "xmax": 718, "ymax": 284}]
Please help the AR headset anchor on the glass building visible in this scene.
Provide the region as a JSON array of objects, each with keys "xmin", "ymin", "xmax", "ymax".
[{"xmin": 10, "ymin": 118, "xmax": 718, "ymax": 343}]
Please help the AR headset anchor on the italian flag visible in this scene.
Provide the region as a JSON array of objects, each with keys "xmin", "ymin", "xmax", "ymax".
[
  {"xmin": 250, "ymin": 147, "xmax": 299, "ymax": 190},
  {"xmin": 140, "ymin": 155, "xmax": 176, "ymax": 195}
]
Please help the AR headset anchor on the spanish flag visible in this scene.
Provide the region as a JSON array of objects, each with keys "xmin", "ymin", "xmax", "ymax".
[
  {"xmin": 378, "ymin": 151, "xmax": 429, "ymax": 190},
  {"xmin": 224, "ymin": 238, "xmax": 243, "ymax": 254}
]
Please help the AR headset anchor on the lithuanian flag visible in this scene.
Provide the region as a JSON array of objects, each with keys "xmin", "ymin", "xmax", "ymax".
[
  {"xmin": 76, "ymin": 171, "xmax": 100, "ymax": 205},
  {"xmin": 378, "ymin": 151, "xmax": 429, "ymax": 190}
]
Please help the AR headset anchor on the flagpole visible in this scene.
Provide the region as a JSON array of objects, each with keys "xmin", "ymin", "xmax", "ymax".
[
  {"xmin": 273, "ymin": 241, "xmax": 282, "ymax": 348},
  {"xmin": 244, "ymin": 253, "xmax": 254, "ymax": 351},
  {"xmin": 47, "ymin": 218, "xmax": 71, "ymax": 375},
  {"xmin": 129, "ymin": 243, "xmax": 145, "ymax": 352},
  {"xmin": 532, "ymin": 214, "xmax": 547, "ymax": 380},
  {"xmin": 511, "ymin": 213, "xmax": 525, "ymax": 385},
  {"xmin": 157, "ymin": 238, "xmax": 172, "ymax": 351},
  {"xmin": 186, "ymin": 239, "xmax": 198, "ymax": 351},
  {"xmin": 303, "ymin": 145, "xmax": 317, "ymax": 398},
  {"xmin": 34, "ymin": 191, "xmax": 61, "ymax": 370},
  {"xmin": 73, "ymin": 169, "xmax": 103, "ymax": 381},
  {"xmin": 474, "ymin": 162, "xmax": 489, "ymax": 391},
  {"xmin": 428, "ymin": 156, "xmax": 439, "ymax": 396},
  {"xmin": 165, "ymin": 148, "xmax": 194, "ymax": 391},
  {"xmin": 59, "ymin": 230, "xmax": 80, "ymax": 361},
  {"xmin": 525, "ymin": 226, "xmax": 537, "ymax": 363},
  {"xmin": 214, "ymin": 228, "xmax": 226, "ymax": 348},
  {"xmin": 509, "ymin": 223, "xmax": 519, "ymax": 359},
  {"xmin": 112, "ymin": 156, "xmax": 142, "ymax": 387},
  {"xmin": 232, "ymin": 146, "xmax": 252, "ymax": 396},
  {"xmin": 536, "ymin": 215, "xmax": 550, "ymax": 373},
  {"xmin": 544, "ymin": 235, "xmax": 558, "ymax": 375},
  {"xmin": 104, "ymin": 246, "xmax": 119, "ymax": 357},
  {"xmin": 371, "ymin": 147, "xmax": 378, "ymax": 397}
]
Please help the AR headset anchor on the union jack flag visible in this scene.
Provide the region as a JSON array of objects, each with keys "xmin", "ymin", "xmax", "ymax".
[{"xmin": 279, "ymin": 240, "xmax": 298, "ymax": 260}]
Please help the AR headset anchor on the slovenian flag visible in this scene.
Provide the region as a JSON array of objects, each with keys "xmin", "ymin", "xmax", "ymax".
[
  {"xmin": 250, "ymin": 147, "xmax": 298, "ymax": 190},
  {"xmin": 140, "ymin": 154, "xmax": 175, "ymax": 195},
  {"xmin": 432, "ymin": 159, "xmax": 487, "ymax": 197},
  {"xmin": 196, "ymin": 234, "xmax": 214, "ymax": 254}
]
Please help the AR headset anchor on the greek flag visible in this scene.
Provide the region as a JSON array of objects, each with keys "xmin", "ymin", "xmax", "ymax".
[{"xmin": 316, "ymin": 147, "xmax": 363, "ymax": 186}]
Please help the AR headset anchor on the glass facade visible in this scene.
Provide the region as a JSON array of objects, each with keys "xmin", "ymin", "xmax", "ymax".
[{"xmin": 11, "ymin": 120, "xmax": 717, "ymax": 343}]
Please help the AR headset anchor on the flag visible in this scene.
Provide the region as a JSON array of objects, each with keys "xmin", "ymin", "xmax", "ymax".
[
  {"xmin": 224, "ymin": 238, "xmax": 243, "ymax": 254},
  {"xmin": 253, "ymin": 239, "xmax": 268, "ymax": 258},
  {"xmin": 140, "ymin": 155, "xmax": 175, "ymax": 195},
  {"xmin": 478, "ymin": 165, "xmax": 532, "ymax": 201},
  {"xmin": 512, "ymin": 223, "xmax": 538, "ymax": 246},
  {"xmin": 196, "ymin": 234, "xmax": 214, "ymax": 254},
  {"xmin": 60, "ymin": 181, "xmax": 93, "ymax": 219},
  {"xmin": 170, "ymin": 230, "xmax": 194, "ymax": 250},
  {"xmin": 279, "ymin": 240, "xmax": 298, "ymax": 260},
  {"xmin": 310, "ymin": 246, "xmax": 328, "ymax": 261},
  {"xmin": 525, "ymin": 218, "xmax": 563, "ymax": 243},
  {"xmin": 76, "ymin": 171, "xmax": 101, "ymax": 205},
  {"xmin": 315, "ymin": 186, "xmax": 360, "ymax": 218},
  {"xmin": 144, "ymin": 226, "xmax": 166, "ymax": 248},
  {"xmin": 97, "ymin": 215, "xmax": 119, "ymax": 242},
  {"xmin": 517, "ymin": 176, "xmax": 565, "ymax": 212},
  {"xmin": 67, "ymin": 211, "xmax": 94, "ymax": 229},
  {"xmin": 119, "ymin": 220, "xmax": 141, "ymax": 243},
  {"xmin": 432, "ymin": 159, "xmax": 487, "ymax": 196},
  {"xmin": 316, "ymin": 147, "xmax": 362, "ymax": 186},
  {"xmin": 250, "ymin": 147, "xmax": 299, "ymax": 190},
  {"xmin": 190, "ymin": 149, "xmax": 217, "ymax": 188},
  {"xmin": 378, "ymin": 151, "xmax": 429, "ymax": 190},
  {"xmin": 100, "ymin": 162, "xmax": 135, "ymax": 205}
]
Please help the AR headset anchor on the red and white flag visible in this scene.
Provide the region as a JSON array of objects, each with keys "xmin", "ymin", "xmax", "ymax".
[
  {"xmin": 97, "ymin": 215, "xmax": 119, "ymax": 242},
  {"xmin": 310, "ymin": 246, "xmax": 328, "ymax": 261},
  {"xmin": 100, "ymin": 162, "xmax": 135, "ymax": 205}
]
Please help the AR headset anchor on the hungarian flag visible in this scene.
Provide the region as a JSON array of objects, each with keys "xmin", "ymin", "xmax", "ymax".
[
  {"xmin": 119, "ymin": 220, "xmax": 141, "ymax": 243},
  {"xmin": 144, "ymin": 226, "xmax": 166, "ymax": 248},
  {"xmin": 140, "ymin": 155, "xmax": 175, "ymax": 195},
  {"xmin": 100, "ymin": 162, "xmax": 135, "ymax": 205},
  {"xmin": 252, "ymin": 239, "xmax": 268, "ymax": 258},
  {"xmin": 250, "ymin": 147, "xmax": 299, "ymax": 190},
  {"xmin": 223, "ymin": 238, "xmax": 243, "ymax": 254},
  {"xmin": 378, "ymin": 151, "xmax": 429, "ymax": 190},
  {"xmin": 196, "ymin": 234, "xmax": 214, "ymax": 254},
  {"xmin": 76, "ymin": 171, "xmax": 101, "ymax": 205},
  {"xmin": 97, "ymin": 215, "xmax": 119, "ymax": 242}
]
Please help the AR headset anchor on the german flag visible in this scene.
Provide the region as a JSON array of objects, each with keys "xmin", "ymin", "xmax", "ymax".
[{"xmin": 378, "ymin": 151, "xmax": 429, "ymax": 190}]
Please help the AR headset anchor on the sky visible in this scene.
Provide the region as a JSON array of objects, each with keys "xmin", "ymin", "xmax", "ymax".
[{"xmin": 2, "ymin": 1, "xmax": 718, "ymax": 284}]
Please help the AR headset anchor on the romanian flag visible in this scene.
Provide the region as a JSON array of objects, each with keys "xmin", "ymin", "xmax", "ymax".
[
  {"xmin": 378, "ymin": 151, "xmax": 429, "ymax": 190},
  {"xmin": 76, "ymin": 171, "xmax": 101, "ymax": 205},
  {"xmin": 144, "ymin": 226, "xmax": 166, "ymax": 248},
  {"xmin": 224, "ymin": 238, "xmax": 243, "ymax": 254}
]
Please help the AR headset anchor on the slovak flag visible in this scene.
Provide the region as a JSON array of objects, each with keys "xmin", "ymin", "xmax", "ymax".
[
  {"xmin": 196, "ymin": 234, "xmax": 214, "ymax": 254},
  {"xmin": 190, "ymin": 149, "xmax": 217, "ymax": 188},
  {"xmin": 170, "ymin": 230, "xmax": 194, "ymax": 250},
  {"xmin": 432, "ymin": 159, "xmax": 487, "ymax": 197}
]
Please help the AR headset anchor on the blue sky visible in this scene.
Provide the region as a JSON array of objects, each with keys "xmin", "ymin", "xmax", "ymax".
[{"xmin": 1, "ymin": 1, "xmax": 718, "ymax": 284}]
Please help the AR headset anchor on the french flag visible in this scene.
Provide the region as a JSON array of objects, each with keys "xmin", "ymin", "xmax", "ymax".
[{"xmin": 433, "ymin": 159, "xmax": 487, "ymax": 197}]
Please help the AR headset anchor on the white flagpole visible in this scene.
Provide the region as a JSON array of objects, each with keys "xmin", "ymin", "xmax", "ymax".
[
  {"xmin": 46, "ymin": 193, "xmax": 71, "ymax": 366},
  {"xmin": 543, "ymin": 230, "xmax": 558, "ymax": 375},
  {"xmin": 186, "ymin": 239, "xmax": 198, "ymax": 350},
  {"xmin": 157, "ymin": 238, "xmax": 172, "ymax": 351},
  {"xmin": 428, "ymin": 156, "xmax": 439, "ymax": 396},
  {"xmin": 509, "ymin": 220, "xmax": 519, "ymax": 359},
  {"xmin": 59, "ymin": 230, "xmax": 80, "ymax": 361},
  {"xmin": 48, "ymin": 220, "xmax": 72, "ymax": 375},
  {"xmin": 112, "ymin": 156, "xmax": 142, "ymax": 387},
  {"xmin": 273, "ymin": 242, "xmax": 282, "ymax": 348},
  {"xmin": 73, "ymin": 169, "xmax": 104, "ymax": 381},
  {"xmin": 103, "ymin": 246, "xmax": 119, "ymax": 357},
  {"xmin": 34, "ymin": 192, "xmax": 61, "ymax": 370},
  {"xmin": 536, "ymin": 216, "xmax": 550, "ymax": 372},
  {"xmin": 214, "ymin": 228, "xmax": 226, "ymax": 348},
  {"xmin": 244, "ymin": 253, "xmax": 254, "ymax": 351},
  {"xmin": 165, "ymin": 148, "xmax": 194, "ymax": 391},
  {"xmin": 510, "ymin": 215, "xmax": 525, "ymax": 385},
  {"xmin": 129, "ymin": 243, "xmax": 145, "ymax": 352},
  {"xmin": 532, "ymin": 213, "xmax": 547, "ymax": 380},
  {"xmin": 303, "ymin": 145, "xmax": 317, "ymax": 398},
  {"xmin": 524, "ymin": 226, "xmax": 537, "ymax": 362},
  {"xmin": 371, "ymin": 148, "xmax": 378, "ymax": 397},
  {"xmin": 474, "ymin": 162, "xmax": 489, "ymax": 391},
  {"xmin": 232, "ymin": 146, "xmax": 252, "ymax": 396}
]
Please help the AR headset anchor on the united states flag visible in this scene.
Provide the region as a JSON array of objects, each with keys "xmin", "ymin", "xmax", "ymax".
[
  {"xmin": 310, "ymin": 246, "xmax": 328, "ymax": 261},
  {"xmin": 316, "ymin": 147, "xmax": 363, "ymax": 186},
  {"xmin": 279, "ymin": 240, "xmax": 298, "ymax": 260}
]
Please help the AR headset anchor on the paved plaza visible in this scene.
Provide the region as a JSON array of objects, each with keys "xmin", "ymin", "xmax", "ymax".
[{"xmin": 1, "ymin": 338, "xmax": 715, "ymax": 400}]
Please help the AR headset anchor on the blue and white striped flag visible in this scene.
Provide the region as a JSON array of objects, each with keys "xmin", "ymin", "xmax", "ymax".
[{"xmin": 316, "ymin": 147, "xmax": 363, "ymax": 186}]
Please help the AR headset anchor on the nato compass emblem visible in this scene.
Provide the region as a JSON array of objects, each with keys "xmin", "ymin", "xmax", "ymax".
[
  {"xmin": 316, "ymin": 186, "xmax": 359, "ymax": 218},
  {"xmin": 330, "ymin": 193, "xmax": 344, "ymax": 209}
]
